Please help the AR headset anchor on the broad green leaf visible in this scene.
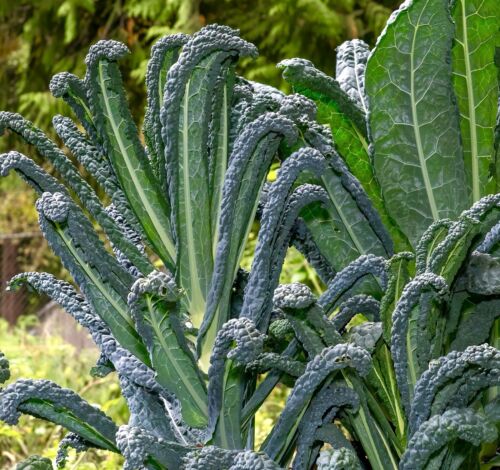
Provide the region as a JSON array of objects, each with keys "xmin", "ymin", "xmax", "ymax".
[
  {"xmin": 85, "ymin": 41, "xmax": 176, "ymax": 269},
  {"xmin": 451, "ymin": 0, "xmax": 500, "ymax": 201},
  {"xmin": 366, "ymin": 0, "xmax": 468, "ymax": 246},
  {"xmin": 275, "ymin": 68, "xmax": 407, "ymax": 252}
]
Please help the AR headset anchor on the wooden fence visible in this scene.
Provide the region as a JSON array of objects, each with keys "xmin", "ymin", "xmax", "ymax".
[{"xmin": 0, "ymin": 232, "xmax": 41, "ymax": 324}]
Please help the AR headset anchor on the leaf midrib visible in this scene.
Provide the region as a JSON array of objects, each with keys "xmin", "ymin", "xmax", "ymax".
[
  {"xmin": 343, "ymin": 374, "xmax": 398, "ymax": 470},
  {"xmin": 323, "ymin": 178, "xmax": 365, "ymax": 255},
  {"xmin": 181, "ymin": 79, "xmax": 207, "ymax": 326},
  {"xmin": 146, "ymin": 296, "xmax": 208, "ymax": 417},
  {"xmin": 353, "ymin": 44, "xmax": 368, "ymax": 114},
  {"xmin": 212, "ymin": 83, "xmax": 228, "ymax": 258},
  {"xmin": 409, "ymin": 0, "xmax": 439, "ymax": 221},
  {"xmin": 97, "ymin": 62, "xmax": 175, "ymax": 260},
  {"xmin": 459, "ymin": 0, "xmax": 480, "ymax": 202},
  {"xmin": 57, "ymin": 224, "xmax": 132, "ymax": 327}
]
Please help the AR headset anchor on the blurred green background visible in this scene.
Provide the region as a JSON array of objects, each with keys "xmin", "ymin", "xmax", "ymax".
[{"xmin": 0, "ymin": 0, "xmax": 401, "ymax": 466}]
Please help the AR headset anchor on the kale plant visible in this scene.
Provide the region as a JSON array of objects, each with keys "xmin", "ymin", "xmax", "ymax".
[{"xmin": 0, "ymin": 0, "xmax": 499, "ymax": 468}]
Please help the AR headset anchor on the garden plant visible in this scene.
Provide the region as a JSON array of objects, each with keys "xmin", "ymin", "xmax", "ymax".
[{"xmin": 0, "ymin": 0, "xmax": 499, "ymax": 468}]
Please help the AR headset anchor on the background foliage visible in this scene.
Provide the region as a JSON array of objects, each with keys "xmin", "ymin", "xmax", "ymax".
[
  {"xmin": 0, "ymin": 0, "xmax": 400, "ymax": 313},
  {"xmin": 0, "ymin": 317, "xmax": 126, "ymax": 468}
]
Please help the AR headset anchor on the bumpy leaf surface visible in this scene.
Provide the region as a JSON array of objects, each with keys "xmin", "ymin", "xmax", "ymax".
[{"xmin": 366, "ymin": 0, "xmax": 468, "ymax": 245}]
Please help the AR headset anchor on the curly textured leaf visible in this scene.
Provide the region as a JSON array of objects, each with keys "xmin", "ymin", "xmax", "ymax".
[
  {"xmin": 347, "ymin": 322, "xmax": 383, "ymax": 354},
  {"xmin": 182, "ymin": 445, "xmax": 237, "ymax": 470},
  {"xmin": 49, "ymin": 71, "xmax": 95, "ymax": 141},
  {"xmin": 332, "ymin": 294, "xmax": 381, "ymax": 332},
  {"xmin": 0, "ymin": 379, "xmax": 118, "ymax": 452},
  {"xmin": 409, "ymin": 344, "xmax": 500, "ymax": 435},
  {"xmin": 144, "ymin": 33, "xmax": 188, "ymax": 180},
  {"xmin": 240, "ymin": 183, "xmax": 332, "ymax": 332},
  {"xmin": 200, "ymin": 112, "xmax": 296, "ymax": 363},
  {"xmin": 229, "ymin": 450, "xmax": 282, "ymax": 470},
  {"xmin": 451, "ymin": 299, "xmax": 500, "ymax": 351},
  {"xmin": 477, "ymin": 220, "xmax": 500, "ymax": 254},
  {"xmin": 400, "ymin": 408, "xmax": 497, "ymax": 470},
  {"xmin": 116, "ymin": 425, "xmax": 189, "ymax": 470},
  {"xmin": 8, "ymin": 272, "xmax": 164, "ymax": 401},
  {"xmin": 35, "ymin": 192, "xmax": 149, "ymax": 364},
  {"xmin": 292, "ymin": 385, "xmax": 359, "ymax": 470},
  {"xmin": 273, "ymin": 283, "xmax": 341, "ymax": 357},
  {"xmin": 182, "ymin": 446, "xmax": 281, "ymax": 470},
  {"xmin": 208, "ymin": 318, "xmax": 265, "ymax": 448},
  {"xmin": 85, "ymin": 40, "xmax": 175, "ymax": 268},
  {"xmin": 428, "ymin": 194, "xmax": 500, "ymax": 283},
  {"xmin": 56, "ymin": 433, "xmax": 89, "ymax": 469},
  {"xmin": 262, "ymin": 343, "xmax": 371, "ymax": 462},
  {"xmin": 318, "ymin": 254, "xmax": 388, "ymax": 315},
  {"xmin": 390, "ymin": 272, "xmax": 449, "ymax": 414},
  {"xmin": 128, "ymin": 271, "xmax": 208, "ymax": 428},
  {"xmin": 466, "ymin": 252, "xmax": 500, "ymax": 295},
  {"xmin": 118, "ymin": 376, "xmax": 183, "ymax": 446},
  {"xmin": 161, "ymin": 26, "xmax": 257, "ymax": 341},
  {"xmin": 16, "ymin": 455, "xmax": 53, "ymax": 470},
  {"xmin": 415, "ymin": 219, "xmax": 453, "ymax": 274},
  {"xmin": 0, "ymin": 351, "xmax": 10, "ymax": 384},
  {"xmin": 0, "ymin": 112, "xmax": 151, "ymax": 277},
  {"xmin": 316, "ymin": 447, "xmax": 361, "ymax": 470},
  {"xmin": 0, "ymin": 151, "xmax": 66, "ymax": 195}
]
